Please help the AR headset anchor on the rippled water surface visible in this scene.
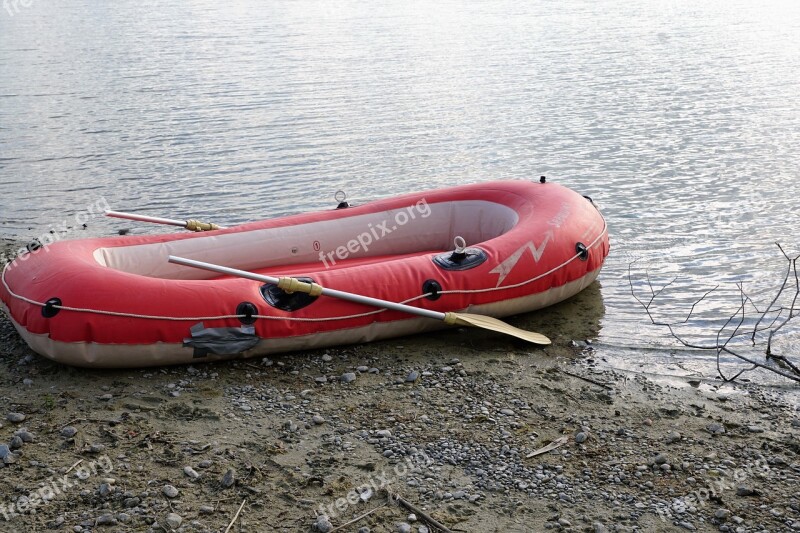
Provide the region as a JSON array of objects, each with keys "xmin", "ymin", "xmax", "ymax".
[{"xmin": 2, "ymin": 0, "xmax": 800, "ymax": 384}]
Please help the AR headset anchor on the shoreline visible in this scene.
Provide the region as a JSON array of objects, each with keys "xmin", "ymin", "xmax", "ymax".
[{"xmin": 1, "ymin": 239, "xmax": 798, "ymax": 532}]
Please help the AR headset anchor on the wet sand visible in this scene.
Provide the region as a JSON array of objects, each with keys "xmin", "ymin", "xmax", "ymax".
[{"xmin": 1, "ymin": 238, "xmax": 798, "ymax": 532}]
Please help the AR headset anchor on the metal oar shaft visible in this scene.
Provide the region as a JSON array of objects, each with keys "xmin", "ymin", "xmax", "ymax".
[
  {"xmin": 105, "ymin": 210, "xmax": 226, "ymax": 231},
  {"xmin": 105, "ymin": 210, "xmax": 187, "ymax": 227},
  {"xmin": 167, "ymin": 256, "xmax": 446, "ymax": 321}
]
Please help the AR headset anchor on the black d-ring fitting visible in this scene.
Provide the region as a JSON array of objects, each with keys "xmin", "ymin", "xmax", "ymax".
[
  {"xmin": 422, "ymin": 279, "xmax": 442, "ymax": 301},
  {"xmin": 42, "ymin": 297, "xmax": 62, "ymax": 318},
  {"xmin": 236, "ymin": 302, "xmax": 258, "ymax": 325},
  {"xmin": 576, "ymin": 242, "xmax": 589, "ymax": 261}
]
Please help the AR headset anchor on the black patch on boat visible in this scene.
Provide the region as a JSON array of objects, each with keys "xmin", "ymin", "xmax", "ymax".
[
  {"xmin": 184, "ymin": 322, "xmax": 259, "ymax": 358},
  {"xmin": 42, "ymin": 298, "xmax": 62, "ymax": 318},
  {"xmin": 260, "ymin": 278, "xmax": 319, "ymax": 312},
  {"xmin": 236, "ymin": 302, "xmax": 258, "ymax": 325},
  {"xmin": 422, "ymin": 279, "xmax": 442, "ymax": 300},
  {"xmin": 433, "ymin": 248, "xmax": 488, "ymax": 271},
  {"xmin": 576, "ymin": 242, "xmax": 589, "ymax": 261}
]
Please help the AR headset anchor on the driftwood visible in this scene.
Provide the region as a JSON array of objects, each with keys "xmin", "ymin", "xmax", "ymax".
[{"xmin": 629, "ymin": 243, "xmax": 800, "ymax": 384}]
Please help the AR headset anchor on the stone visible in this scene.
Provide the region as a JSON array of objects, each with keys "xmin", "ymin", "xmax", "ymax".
[
  {"xmin": 406, "ymin": 371, "xmax": 420, "ymax": 383},
  {"xmin": 95, "ymin": 513, "xmax": 116, "ymax": 526},
  {"xmin": 315, "ymin": 515, "xmax": 333, "ymax": 532},
  {"xmin": 654, "ymin": 452, "xmax": 669, "ymax": 465},
  {"xmin": 6, "ymin": 413, "xmax": 25, "ymax": 423},
  {"xmin": 575, "ymin": 432, "xmax": 588, "ymax": 444},
  {"xmin": 222, "ymin": 469, "xmax": 236, "ymax": 488},
  {"xmin": 706, "ymin": 423, "xmax": 725, "ymax": 435},
  {"xmin": 736, "ymin": 485, "xmax": 757, "ymax": 497},
  {"xmin": 396, "ymin": 523, "xmax": 412, "ymax": 533},
  {"xmin": 341, "ymin": 372, "xmax": 357, "ymax": 383},
  {"xmin": 165, "ymin": 513, "xmax": 182, "ymax": 529},
  {"xmin": 162, "ymin": 484, "xmax": 179, "ymax": 498},
  {"xmin": 184, "ymin": 466, "xmax": 200, "ymax": 480},
  {"xmin": 312, "ymin": 415, "xmax": 326, "ymax": 425},
  {"xmin": 61, "ymin": 426, "xmax": 78, "ymax": 438}
]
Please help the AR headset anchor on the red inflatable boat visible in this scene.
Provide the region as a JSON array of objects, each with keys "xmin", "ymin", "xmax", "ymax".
[{"xmin": 0, "ymin": 180, "xmax": 609, "ymax": 367}]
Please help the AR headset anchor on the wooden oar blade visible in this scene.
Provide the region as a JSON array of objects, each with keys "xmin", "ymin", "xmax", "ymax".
[{"xmin": 449, "ymin": 312, "xmax": 551, "ymax": 345}]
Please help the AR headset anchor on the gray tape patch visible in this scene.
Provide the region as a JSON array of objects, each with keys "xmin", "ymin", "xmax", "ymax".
[{"xmin": 183, "ymin": 322, "xmax": 260, "ymax": 358}]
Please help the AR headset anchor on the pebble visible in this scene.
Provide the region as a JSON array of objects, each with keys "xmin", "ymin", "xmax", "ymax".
[
  {"xmin": 678, "ymin": 521, "xmax": 696, "ymax": 531},
  {"xmin": 162, "ymin": 484, "xmax": 179, "ymax": 498},
  {"xmin": 98, "ymin": 483, "xmax": 113, "ymax": 498},
  {"xmin": 666, "ymin": 431, "xmax": 682, "ymax": 444},
  {"xmin": 575, "ymin": 432, "xmax": 588, "ymax": 443},
  {"xmin": 315, "ymin": 514, "xmax": 333, "ymax": 532},
  {"xmin": 312, "ymin": 415, "xmax": 326, "ymax": 425},
  {"xmin": 0, "ymin": 444, "xmax": 11, "ymax": 460},
  {"xmin": 357, "ymin": 366, "xmax": 369, "ymax": 372},
  {"xmin": 736, "ymin": 485, "xmax": 756, "ymax": 497},
  {"xmin": 321, "ymin": 354, "xmax": 333, "ymax": 362},
  {"xmin": 418, "ymin": 527, "xmax": 429, "ymax": 533},
  {"xmin": 315, "ymin": 376, "xmax": 328, "ymax": 384},
  {"xmin": 594, "ymin": 524, "xmax": 609, "ymax": 533},
  {"xmin": 6, "ymin": 412, "xmax": 25, "ymax": 423},
  {"xmin": 707, "ymin": 423, "xmax": 725, "ymax": 435},
  {"xmin": 406, "ymin": 370, "xmax": 420, "ymax": 382},
  {"xmin": 14, "ymin": 429, "xmax": 34, "ymax": 443},
  {"xmin": 558, "ymin": 518, "xmax": 572, "ymax": 527},
  {"xmin": 396, "ymin": 523, "xmax": 412, "ymax": 533},
  {"xmin": 61, "ymin": 426, "xmax": 78, "ymax": 438},
  {"xmin": 9, "ymin": 435, "xmax": 23, "ymax": 449},
  {"xmin": 222, "ymin": 468, "xmax": 236, "ymax": 488},
  {"xmin": 715, "ymin": 509, "xmax": 731, "ymax": 520},
  {"xmin": 95, "ymin": 513, "xmax": 116, "ymax": 526},
  {"xmin": 165, "ymin": 513, "xmax": 183, "ymax": 529},
  {"xmin": 184, "ymin": 466, "xmax": 200, "ymax": 479},
  {"xmin": 199, "ymin": 505, "xmax": 214, "ymax": 514},
  {"xmin": 654, "ymin": 452, "xmax": 669, "ymax": 465},
  {"xmin": 500, "ymin": 408, "xmax": 515, "ymax": 416},
  {"xmin": 341, "ymin": 372, "xmax": 357, "ymax": 383}
]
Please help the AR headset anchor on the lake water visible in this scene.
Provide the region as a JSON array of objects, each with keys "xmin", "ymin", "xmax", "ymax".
[{"xmin": 2, "ymin": 0, "xmax": 800, "ymax": 387}]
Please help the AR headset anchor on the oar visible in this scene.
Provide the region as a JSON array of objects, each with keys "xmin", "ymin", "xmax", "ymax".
[
  {"xmin": 105, "ymin": 210, "xmax": 225, "ymax": 232},
  {"xmin": 167, "ymin": 255, "xmax": 551, "ymax": 345}
]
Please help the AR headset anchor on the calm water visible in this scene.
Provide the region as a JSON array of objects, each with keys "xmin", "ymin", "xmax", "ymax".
[{"xmin": 2, "ymin": 0, "xmax": 800, "ymax": 387}]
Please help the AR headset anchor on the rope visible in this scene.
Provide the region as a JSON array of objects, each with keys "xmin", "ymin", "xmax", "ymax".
[{"xmin": 1, "ymin": 223, "xmax": 606, "ymax": 323}]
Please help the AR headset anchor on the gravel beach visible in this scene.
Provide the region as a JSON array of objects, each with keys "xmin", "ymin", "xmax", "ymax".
[{"xmin": 1, "ymin": 239, "xmax": 798, "ymax": 532}]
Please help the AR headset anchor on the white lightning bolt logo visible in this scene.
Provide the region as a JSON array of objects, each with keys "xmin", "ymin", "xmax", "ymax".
[{"xmin": 489, "ymin": 230, "xmax": 554, "ymax": 287}]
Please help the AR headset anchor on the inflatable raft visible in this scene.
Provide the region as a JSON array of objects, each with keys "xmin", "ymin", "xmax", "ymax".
[{"xmin": 0, "ymin": 180, "xmax": 609, "ymax": 367}]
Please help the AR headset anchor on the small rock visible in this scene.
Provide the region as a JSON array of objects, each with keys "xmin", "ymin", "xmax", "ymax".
[
  {"xmin": 95, "ymin": 513, "xmax": 116, "ymax": 526},
  {"xmin": 341, "ymin": 372, "xmax": 357, "ymax": 384},
  {"xmin": 558, "ymin": 518, "xmax": 572, "ymax": 527},
  {"xmin": 315, "ymin": 514, "xmax": 333, "ymax": 532},
  {"xmin": 736, "ymin": 485, "xmax": 757, "ymax": 497},
  {"xmin": 315, "ymin": 376, "xmax": 328, "ymax": 384},
  {"xmin": 9, "ymin": 435, "xmax": 23, "ymax": 449},
  {"xmin": 0, "ymin": 444, "xmax": 11, "ymax": 460},
  {"xmin": 357, "ymin": 366, "xmax": 369, "ymax": 372},
  {"xmin": 407, "ymin": 513, "xmax": 417, "ymax": 522},
  {"xmin": 666, "ymin": 431, "xmax": 682, "ymax": 444},
  {"xmin": 707, "ymin": 423, "xmax": 726, "ymax": 435},
  {"xmin": 575, "ymin": 432, "xmax": 588, "ymax": 444},
  {"xmin": 199, "ymin": 505, "xmax": 214, "ymax": 514},
  {"xmin": 165, "ymin": 513, "xmax": 182, "ymax": 529},
  {"xmin": 376, "ymin": 429, "xmax": 392, "ymax": 438},
  {"xmin": 678, "ymin": 521, "xmax": 696, "ymax": 531},
  {"xmin": 117, "ymin": 513, "xmax": 131, "ymax": 524},
  {"xmin": 499, "ymin": 408, "xmax": 515, "ymax": 416},
  {"xmin": 61, "ymin": 426, "xmax": 78, "ymax": 438},
  {"xmin": 98, "ymin": 483, "xmax": 113, "ymax": 498},
  {"xmin": 14, "ymin": 429, "xmax": 34, "ymax": 443},
  {"xmin": 184, "ymin": 466, "xmax": 200, "ymax": 480},
  {"xmin": 406, "ymin": 371, "xmax": 420, "ymax": 383},
  {"xmin": 747, "ymin": 425, "xmax": 765, "ymax": 433},
  {"xmin": 162, "ymin": 484, "xmax": 179, "ymax": 498},
  {"xmin": 6, "ymin": 413, "xmax": 25, "ymax": 423},
  {"xmin": 222, "ymin": 469, "xmax": 236, "ymax": 488},
  {"xmin": 321, "ymin": 354, "xmax": 333, "ymax": 362},
  {"xmin": 594, "ymin": 523, "xmax": 609, "ymax": 533},
  {"xmin": 418, "ymin": 527, "xmax": 429, "ymax": 533},
  {"xmin": 715, "ymin": 509, "xmax": 731, "ymax": 520},
  {"xmin": 654, "ymin": 452, "xmax": 669, "ymax": 465},
  {"xmin": 22, "ymin": 378, "xmax": 33, "ymax": 386},
  {"xmin": 396, "ymin": 523, "xmax": 412, "ymax": 533},
  {"xmin": 312, "ymin": 415, "xmax": 326, "ymax": 425}
]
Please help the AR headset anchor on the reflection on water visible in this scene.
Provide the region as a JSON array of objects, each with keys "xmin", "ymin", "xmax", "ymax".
[{"xmin": 1, "ymin": 0, "xmax": 800, "ymax": 384}]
